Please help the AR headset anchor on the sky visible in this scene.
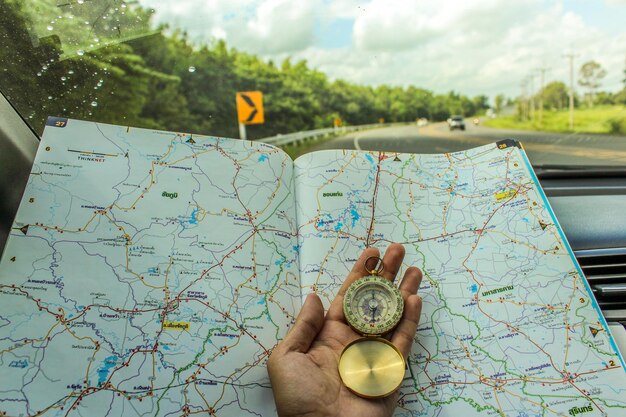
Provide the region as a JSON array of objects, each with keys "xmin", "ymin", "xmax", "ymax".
[{"xmin": 138, "ymin": 0, "xmax": 626, "ymax": 100}]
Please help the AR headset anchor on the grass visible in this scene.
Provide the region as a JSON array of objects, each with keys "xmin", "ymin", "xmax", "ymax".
[{"xmin": 484, "ymin": 105, "xmax": 626, "ymax": 135}]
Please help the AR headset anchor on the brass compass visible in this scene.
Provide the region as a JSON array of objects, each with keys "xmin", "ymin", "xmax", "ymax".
[{"xmin": 338, "ymin": 256, "xmax": 406, "ymax": 398}]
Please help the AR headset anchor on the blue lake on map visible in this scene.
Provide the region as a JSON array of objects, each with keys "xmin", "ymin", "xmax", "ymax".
[
  {"xmin": 178, "ymin": 209, "xmax": 200, "ymax": 228},
  {"xmin": 97, "ymin": 356, "xmax": 118, "ymax": 386},
  {"xmin": 350, "ymin": 208, "xmax": 360, "ymax": 227}
]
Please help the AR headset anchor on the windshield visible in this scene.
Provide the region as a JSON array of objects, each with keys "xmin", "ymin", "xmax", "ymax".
[{"xmin": 1, "ymin": 0, "xmax": 625, "ymax": 166}]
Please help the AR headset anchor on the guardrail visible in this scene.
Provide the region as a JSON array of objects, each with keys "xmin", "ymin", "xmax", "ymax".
[{"xmin": 258, "ymin": 123, "xmax": 391, "ymax": 147}]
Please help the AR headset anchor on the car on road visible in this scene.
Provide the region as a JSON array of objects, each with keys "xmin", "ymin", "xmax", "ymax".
[{"xmin": 448, "ymin": 115, "xmax": 466, "ymax": 131}]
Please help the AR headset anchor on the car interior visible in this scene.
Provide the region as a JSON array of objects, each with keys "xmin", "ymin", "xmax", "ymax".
[{"xmin": 1, "ymin": 1, "xmax": 626, "ymax": 414}]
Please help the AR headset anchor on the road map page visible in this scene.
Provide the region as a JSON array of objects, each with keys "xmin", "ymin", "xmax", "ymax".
[
  {"xmin": 294, "ymin": 144, "xmax": 626, "ymax": 417},
  {"xmin": 0, "ymin": 119, "xmax": 301, "ymax": 416}
]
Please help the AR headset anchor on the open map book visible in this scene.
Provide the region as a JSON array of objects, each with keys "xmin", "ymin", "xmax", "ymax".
[{"xmin": 1, "ymin": 118, "xmax": 625, "ymax": 417}]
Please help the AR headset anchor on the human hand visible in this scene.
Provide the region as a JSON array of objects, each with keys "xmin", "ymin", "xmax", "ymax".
[{"xmin": 267, "ymin": 243, "xmax": 423, "ymax": 417}]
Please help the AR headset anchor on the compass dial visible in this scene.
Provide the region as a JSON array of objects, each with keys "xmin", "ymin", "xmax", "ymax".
[{"xmin": 343, "ymin": 275, "xmax": 404, "ymax": 336}]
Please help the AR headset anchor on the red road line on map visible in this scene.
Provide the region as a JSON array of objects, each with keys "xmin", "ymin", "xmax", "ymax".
[{"xmin": 365, "ymin": 153, "xmax": 382, "ymax": 247}]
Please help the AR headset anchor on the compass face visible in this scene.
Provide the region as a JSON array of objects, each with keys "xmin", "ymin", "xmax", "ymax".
[{"xmin": 343, "ymin": 275, "xmax": 404, "ymax": 336}]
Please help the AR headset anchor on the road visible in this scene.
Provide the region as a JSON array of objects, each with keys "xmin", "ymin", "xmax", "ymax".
[{"xmin": 309, "ymin": 121, "xmax": 626, "ymax": 166}]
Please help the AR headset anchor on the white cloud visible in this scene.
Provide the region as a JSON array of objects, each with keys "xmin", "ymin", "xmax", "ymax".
[
  {"xmin": 352, "ymin": 0, "xmax": 539, "ymax": 52},
  {"xmin": 141, "ymin": 0, "xmax": 319, "ymax": 54},
  {"xmin": 339, "ymin": 0, "xmax": 622, "ymax": 97},
  {"xmin": 139, "ymin": 0, "xmax": 626, "ymax": 98},
  {"xmin": 230, "ymin": 0, "xmax": 319, "ymax": 54}
]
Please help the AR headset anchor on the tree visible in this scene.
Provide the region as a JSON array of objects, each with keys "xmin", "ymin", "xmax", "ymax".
[
  {"xmin": 578, "ymin": 61, "xmax": 607, "ymax": 107},
  {"xmin": 542, "ymin": 81, "xmax": 569, "ymax": 110},
  {"xmin": 472, "ymin": 95, "xmax": 490, "ymax": 113},
  {"xmin": 494, "ymin": 94, "xmax": 505, "ymax": 114}
]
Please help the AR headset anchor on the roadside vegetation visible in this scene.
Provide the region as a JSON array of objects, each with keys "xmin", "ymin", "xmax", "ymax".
[
  {"xmin": 485, "ymin": 105, "xmax": 626, "ymax": 135},
  {"xmin": 487, "ymin": 66, "xmax": 626, "ymax": 135}
]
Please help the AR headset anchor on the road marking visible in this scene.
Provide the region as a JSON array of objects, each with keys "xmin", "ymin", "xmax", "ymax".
[{"xmin": 353, "ymin": 134, "xmax": 362, "ymax": 150}]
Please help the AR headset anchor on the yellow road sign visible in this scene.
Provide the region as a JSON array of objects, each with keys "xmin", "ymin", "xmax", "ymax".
[{"xmin": 236, "ymin": 91, "xmax": 264, "ymax": 124}]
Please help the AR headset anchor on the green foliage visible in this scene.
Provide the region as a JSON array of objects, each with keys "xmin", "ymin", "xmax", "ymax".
[
  {"xmin": 607, "ymin": 117, "xmax": 626, "ymax": 135},
  {"xmin": 578, "ymin": 60, "xmax": 607, "ymax": 107},
  {"xmin": 493, "ymin": 95, "xmax": 504, "ymax": 114},
  {"xmin": 2, "ymin": 1, "xmax": 485, "ymax": 139},
  {"xmin": 484, "ymin": 105, "xmax": 626, "ymax": 135},
  {"xmin": 615, "ymin": 88, "xmax": 626, "ymax": 105},
  {"xmin": 541, "ymin": 81, "xmax": 569, "ymax": 110}
]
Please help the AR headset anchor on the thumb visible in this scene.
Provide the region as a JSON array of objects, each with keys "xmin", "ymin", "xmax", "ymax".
[{"xmin": 282, "ymin": 293, "xmax": 325, "ymax": 353}]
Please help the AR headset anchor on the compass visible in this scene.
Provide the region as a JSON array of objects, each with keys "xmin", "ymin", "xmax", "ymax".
[
  {"xmin": 343, "ymin": 274, "xmax": 404, "ymax": 335},
  {"xmin": 338, "ymin": 256, "xmax": 406, "ymax": 398}
]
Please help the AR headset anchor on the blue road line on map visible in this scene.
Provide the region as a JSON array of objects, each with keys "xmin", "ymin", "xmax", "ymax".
[{"xmin": 518, "ymin": 146, "xmax": 626, "ymax": 370}]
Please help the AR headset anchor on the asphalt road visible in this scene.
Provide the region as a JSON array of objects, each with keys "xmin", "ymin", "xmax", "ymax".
[{"xmin": 309, "ymin": 121, "xmax": 626, "ymax": 166}]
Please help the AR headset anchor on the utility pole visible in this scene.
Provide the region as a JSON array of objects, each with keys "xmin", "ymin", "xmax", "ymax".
[
  {"xmin": 520, "ymin": 78, "xmax": 528, "ymax": 121},
  {"xmin": 563, "ymin": 53, "xmax": 578, "ymax": 130},
  {"xmin": 536, "ymin": 66, "xmax": 550, "ymax": 126},
  {"xmin": 528, "ymin": 73, "xmax": 536, "ymax": 123}
]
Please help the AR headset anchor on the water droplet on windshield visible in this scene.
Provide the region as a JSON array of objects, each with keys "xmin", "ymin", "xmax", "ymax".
[
  {"xmin": 91, "ymin": 101, "xmax": 98, "ymax": 107},
  {"xmin": 188, "ymin": 66, "xmax": 196, "ymax": 73}
]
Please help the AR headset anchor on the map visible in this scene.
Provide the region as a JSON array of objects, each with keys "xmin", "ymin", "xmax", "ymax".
[
  {"xmin": 294, "ymin": 144, "xmax": 626, "ymax": 416},
  {"xmin": 0, "ymin": 119, "xmax": 300, "ymax": 416},
  {"xmin": 2, "ymin": 119, "xmax": 626, "ymax": 417}
]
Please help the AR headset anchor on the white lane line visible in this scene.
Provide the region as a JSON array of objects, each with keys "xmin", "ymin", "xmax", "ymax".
[{"xmin": 353, "ymin": 133, "xmax": 362, "ymax": 150}]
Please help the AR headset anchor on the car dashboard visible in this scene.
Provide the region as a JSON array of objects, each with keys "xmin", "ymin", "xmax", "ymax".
[{"xmin": 540, "ymin": 171, "xmax": 626, "ymax": 351}]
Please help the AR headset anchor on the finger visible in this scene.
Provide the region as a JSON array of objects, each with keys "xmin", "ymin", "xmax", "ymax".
[
  {"xmin": 391, "ymin": 294, "xmax": 422, "ymax": 359},
  {"xmin": 281, "ymin": 293, "xmax": 325, "ymax": 353},
  {"xmin": 339, "ymin": 246, "xmax": 380, "ymax": 297},
  {"xmin": 399, "ymin": 266, "xmax": 422, "ymax": 299},
  {"xmin": 378, "ymin": 243, "xmax": 405, "ymax": 282},
  {"xmin": 326, "ymin": 246, "xmax": 380, "ymax": 321}
]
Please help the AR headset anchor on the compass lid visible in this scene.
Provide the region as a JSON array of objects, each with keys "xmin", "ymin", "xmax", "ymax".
[{"xmin": 338, "ymin": 337, "xmax": 405, "ymax": 398}]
